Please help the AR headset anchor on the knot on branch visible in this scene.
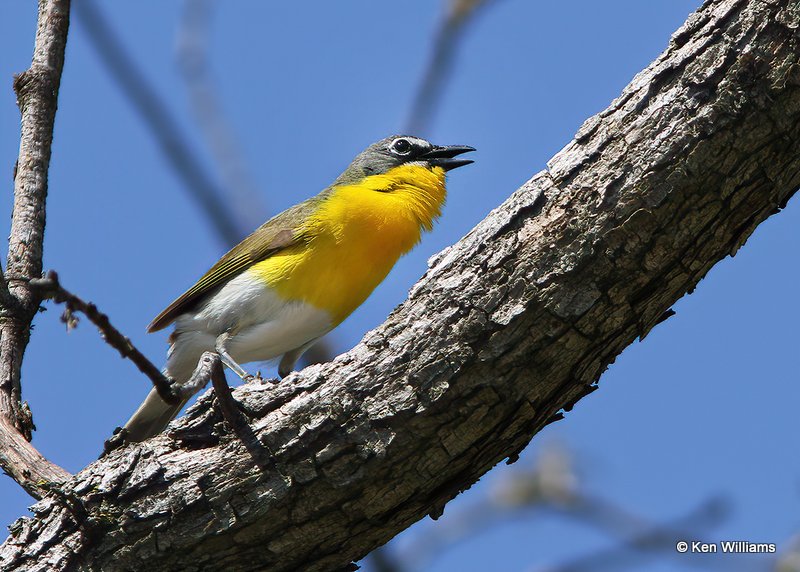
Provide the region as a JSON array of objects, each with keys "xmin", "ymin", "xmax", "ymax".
[
  {"xmin": 12, "ymin": 68, "xmax": 59, "ymax": 114},
  {"xmin": 19, "ymin": 401, "xmax": 35, "ymax": 442}
]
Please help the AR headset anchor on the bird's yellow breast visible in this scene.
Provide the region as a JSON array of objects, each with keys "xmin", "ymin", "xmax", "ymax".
[{"xmin": 248, "ymin": 164, "xmax": 447, "ymax": 323}]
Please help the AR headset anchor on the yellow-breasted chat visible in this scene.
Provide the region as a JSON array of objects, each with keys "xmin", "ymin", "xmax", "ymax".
[{"xmin": 123, "ymin": 135, "xmax": 474, "ymax": 441}]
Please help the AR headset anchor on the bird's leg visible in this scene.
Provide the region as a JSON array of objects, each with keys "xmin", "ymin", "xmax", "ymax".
[
  {"xmin": 215, "ymin": 332, "xmax": 255, "ymax": 382},
  {"xmin": 277, "ymin": 339, "xmax": 318, "ymax": 379},
  {"xmin": 278, "ymin": 347, "xmax": 303, "ymax": 379}
]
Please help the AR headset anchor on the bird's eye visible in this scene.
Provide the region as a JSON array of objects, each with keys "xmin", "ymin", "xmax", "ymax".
[{"xmin": 391, "ymin": 138, "xmax": 412, "ymax": 155}]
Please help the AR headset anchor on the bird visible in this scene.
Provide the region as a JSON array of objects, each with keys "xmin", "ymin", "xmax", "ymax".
[{"xmin": 122, "ymin": 135, "xmax": 474, "ymax": 442}]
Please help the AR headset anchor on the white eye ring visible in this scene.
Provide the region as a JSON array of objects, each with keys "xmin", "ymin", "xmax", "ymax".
[{"xmin": 391, "ymin": 138, "xmax": 413, "ymax": 155}]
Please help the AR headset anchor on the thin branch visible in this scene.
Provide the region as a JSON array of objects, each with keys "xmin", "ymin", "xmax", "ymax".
[
  {"xmin": 80, "ymin": 0, "xmax": 338, "ymax": 371},
  {"xmin": 1, "ymin": 0, "xmax": 71, "ymax": 442},
  {"xmin": 176, "ymin": 0, "xmax": 267, "ymax": 231},
  {"xmin": 103, "ymin": 352, "xmax": 222, "ymax": 456},
  {"xmin": 209, "ymin": 354, "xmax": 248, "ymax": 433},
  {"xmin": 73, "ymin": 0, "xmax": 246, "ymax": 246},
  {"xmin": 545, "ymin": 500, "xmax": 729, "ymax": 572},
  {"xmin": 204, "ymin": 353, "xmax": 274, "ymax": 469},
  {"xmin": 390, "ymin": 499, "xmax": 727, "ymax": 572},
  {"xmin": 0, "ymin": 0, "xmax": 71, "ymax": 493},
  {"xmin": 405, "ymin": 0, "xmax": 494, "ymax": 135},
  {"xmin": 174, "ymin": 0, "xmax": 337, "ymax": 371},
  {"xmin": 29, "ymin": 271, "xmax": 176, "ymax": 405},
  {"xmin": 103, "ymin": 350, "xmax": 272, "ymax": 465},
  {"xmin": 382, "ymin": 446, "xmax": 728, "ymax": 571}
]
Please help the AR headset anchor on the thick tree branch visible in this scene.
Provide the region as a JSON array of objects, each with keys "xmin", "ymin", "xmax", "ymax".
[
  {"xmin": 2, "ymin": 0, "xmax": 799, "ymax": 570},
  {"xmin": 0, "ymin": 0, "xmax": 69, "ymax": 436},
  {"xmin": 0, "ymin": 416, "xmax": 70, "ymax": 500}
]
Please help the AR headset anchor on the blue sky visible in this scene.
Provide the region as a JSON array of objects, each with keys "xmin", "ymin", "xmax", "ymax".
[{"xmin": 1, "ymin": 2, "xmax": 798, "ymax": 571}]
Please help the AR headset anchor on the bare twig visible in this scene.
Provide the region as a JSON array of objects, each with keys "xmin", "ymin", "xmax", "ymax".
[
  {"xmin": 381, "ymin": 446, "xmax": 727, "ymax": 572},
  {"xmin": 0, "ymin": 1, "xmax": 71, "ymax": 499},
  {"xmin": 381, "ymin": 495, "xmax": 727, "ymax": 572},
  {"xmin": 176, "ymin": 0, "xmax": 267, "ymax": 231},
  {"xmin": 208, "ymin": 354, "xmax": 249, "ymax": 436},
  {"xmin": 544, "ymin": 500, "xmax": 729, "ymax": 572},
  {"xmin": 174, "ymin": 0, "xmax": 338, "ymax": 369},
  {"xmin": 29, "ymin": 270, "xmax": 176, "ymax": 405},
  {"xmin": 102, "ymin": 352, "xmax": 221, "ymax": 456},
  {"xmin": 405, "ymin": 0, "xmax": 494, "ymax": 135},
  {"xmin": 73, "ymin": 0, "xmax": 246, "ymax": 246},
  {"xmin": 1, "ymin": 0, "xmax": 71, "ymax": 443},
  {"xmin": 208, "ymin": 354, "xmax": 276, "ymax": 470},
  {"xmin": 81, "ymin": 1, "xmax": 338, "ymax": 373}
]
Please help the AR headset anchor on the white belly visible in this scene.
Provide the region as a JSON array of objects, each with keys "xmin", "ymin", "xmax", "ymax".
[{"xmin": 165, "ymin": 271, "xmax": 332, "ymax": 383}]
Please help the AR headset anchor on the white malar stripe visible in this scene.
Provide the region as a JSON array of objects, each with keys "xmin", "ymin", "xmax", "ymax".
[{"xmin": 165, "ymin": 271, "xmax": 332, "ymax": 383}]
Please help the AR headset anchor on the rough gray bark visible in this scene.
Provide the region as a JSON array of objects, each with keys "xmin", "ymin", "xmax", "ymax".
[
  {"xmin": 2, "ymin": 0, "xmax": 799, "ymax": 570},
  {"xmin": 0, "ymin": 0, "xmax": 71, "ymax": 497},
  {"xmin": 0, "ymin": 416, "xmax": 69, "ymax": 500}
]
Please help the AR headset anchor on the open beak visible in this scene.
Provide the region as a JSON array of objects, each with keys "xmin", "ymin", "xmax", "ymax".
[{"xmin": 421, "ymin": 145, "xmax": 475, "ymax": 171}]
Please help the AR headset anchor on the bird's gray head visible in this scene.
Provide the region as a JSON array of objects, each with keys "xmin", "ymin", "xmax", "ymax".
[{"xmin": 333, "ymin": 135, "xmax": 474, "ymax": 186}]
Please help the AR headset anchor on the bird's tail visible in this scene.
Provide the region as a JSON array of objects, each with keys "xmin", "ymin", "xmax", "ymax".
[
  {"xmin": 122, "ymin": 388, "xmax": 189, "ymax": 442},
  {"xmin": 122, "ymin": 335, "xmax": 206, "ymax": 442}
]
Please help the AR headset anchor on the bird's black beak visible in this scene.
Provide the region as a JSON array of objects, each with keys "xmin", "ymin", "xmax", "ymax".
[{"xmin": 421, "ymin": 145, "xmax": 475, "ymax": 171}]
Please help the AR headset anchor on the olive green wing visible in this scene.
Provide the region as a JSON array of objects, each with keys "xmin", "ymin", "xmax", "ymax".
[{"xmin": 147, "ymin": 199, "xmax": 321, "ymax": 333}]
